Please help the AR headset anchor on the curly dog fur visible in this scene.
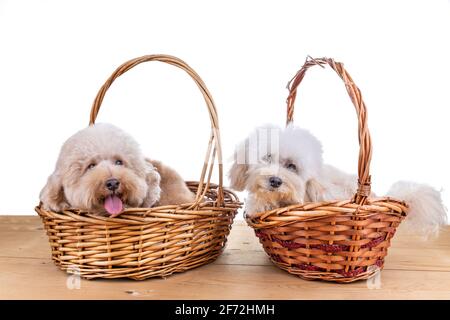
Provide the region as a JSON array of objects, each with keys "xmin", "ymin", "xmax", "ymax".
[
  {"xmin": 229, "ymin": 124, "xmax": 447, "ymax": 236},
  {"xmin": 40, "ymin": 123, "xmax": 195, "ymax": 216}
]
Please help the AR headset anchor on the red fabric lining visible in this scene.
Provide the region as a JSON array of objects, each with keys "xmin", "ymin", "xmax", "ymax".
[
  {"xmin": 256, "ymin": 230, "xmax": 386, "ymax": 252},
  {"xmin": 291, "ymin": 259, "xmax": 384, "ymax": 278},
  {"xmin": 361, "ymin": 236, "xmax": 385, "ymax": 249}
]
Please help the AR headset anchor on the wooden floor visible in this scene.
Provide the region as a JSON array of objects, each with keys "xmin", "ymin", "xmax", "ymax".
[{"xmin": 1, "ymin": 216, "xmax": 449, "ymax": 300}]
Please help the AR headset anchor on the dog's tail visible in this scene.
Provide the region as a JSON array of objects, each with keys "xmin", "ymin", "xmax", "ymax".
[{"xmin": 386, "ymin": 181, "xmax": 448, "ymax": 237}]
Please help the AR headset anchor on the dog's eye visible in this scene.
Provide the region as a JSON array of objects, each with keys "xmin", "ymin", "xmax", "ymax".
[
  {"xmin": 286, "ymin": 163, "xmax": 297, "ymax": 171},
  {"xmin": 87, "ymin": 163, "xmax": 96, "ymax": 170},
  {"xmin": 115, "ymin": 160, "xmax": 123, "ymax": 166}
]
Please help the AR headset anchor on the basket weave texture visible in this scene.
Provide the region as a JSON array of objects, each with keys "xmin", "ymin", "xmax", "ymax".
[
  {"xmin": 36, "ymin": 54, "xmax": 241, "ymax": 280},
  {"xmin": 246, "ymin": 57, "xmax": 408, "ymax": 283}
]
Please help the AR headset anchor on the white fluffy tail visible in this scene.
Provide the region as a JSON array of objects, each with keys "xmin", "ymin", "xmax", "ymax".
[{"xmin": 386, "ymin": 181, "xmax": 448, "ymax": 238}]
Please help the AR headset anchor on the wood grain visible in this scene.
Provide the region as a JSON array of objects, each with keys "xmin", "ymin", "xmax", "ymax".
[{"xmin": 0, "ymin": 216, "xmax": 449, "ymax": 299}]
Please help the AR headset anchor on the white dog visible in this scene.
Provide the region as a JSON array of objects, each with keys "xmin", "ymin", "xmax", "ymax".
[
  {"xmin": 229, "ymin": 124, "xmax": 448, "ymax": 236},
  {"xmin": 40, "ymin": 123, "xmax": 195, "ymax": 216}
]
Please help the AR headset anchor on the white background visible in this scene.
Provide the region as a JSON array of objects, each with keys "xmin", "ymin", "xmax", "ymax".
[{"xmin": 0, "ymin": 0, "xmax": 449, "ymax": 220}]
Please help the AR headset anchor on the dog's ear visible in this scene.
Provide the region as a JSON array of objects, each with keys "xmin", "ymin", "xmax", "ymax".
[
  {"xmin": 147, "ymin": 158, "xmax": 195, "ymax": 205},
  {"xmin": 228, "ymin": 139, "xmax": 251, "ymax": 191},
  {"xmin": 305, "ymin": 178, "xmax": 326, "ymax": 203},
  {"xmin": 39, "ymin": 172, "xmax": 70, "ymax": 212},
  {"xmin": 142, "ymin": 159, "xmax": 162, "ymax": 207},
  {"xmin": 228, "ymin": 160, "xmax": 249, "ymax": 191}
]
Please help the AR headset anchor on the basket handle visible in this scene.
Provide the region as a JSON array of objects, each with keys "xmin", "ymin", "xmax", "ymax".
[
  {"xmin": 89, "ymin": 54, "xmax": 224, "ymax": 206},
  {"xmin": 286, "ymin": 56, "xmax": 372, "ymax": 205}
]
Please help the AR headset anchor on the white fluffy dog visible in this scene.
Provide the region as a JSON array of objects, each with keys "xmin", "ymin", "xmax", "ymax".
[
  {"xmin": 229, "ymin": 124, "xmax": 448, "ymax": 235},
  {"xmin": 40, "ymin": 123, "xmax": 195, "ymax": 216}
]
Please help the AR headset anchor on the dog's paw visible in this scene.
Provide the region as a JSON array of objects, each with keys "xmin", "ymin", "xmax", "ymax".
[
  {"xmin": 41, "ymin": 201, "xmax": 70, "ymax": 213},
  {"xmin": 306, "ymin": 179, "xmax": 327, "ymax": 202}
]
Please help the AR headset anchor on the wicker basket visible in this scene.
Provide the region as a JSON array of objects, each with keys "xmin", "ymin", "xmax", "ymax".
[
  {"xmin": 36, "ymin": 54, "xmax": 241, "ymax": 280},
  {"xmin": 245, "ymin": 56, "xmax": 408, "ymax": 283}
]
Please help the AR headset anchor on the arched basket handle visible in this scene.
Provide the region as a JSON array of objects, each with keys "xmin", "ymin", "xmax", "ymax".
[
  {"xmin": 89, "ymin": 54, "xmax": 224, "ymax": 207},
  {"xmin": 286, "ymin": 56, "xmax": 372, "ymax": 205}
]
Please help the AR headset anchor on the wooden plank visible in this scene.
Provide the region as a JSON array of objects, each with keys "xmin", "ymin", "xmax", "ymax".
[
  {"xmin": 2, "ymin": 216, "xmax": 449, "ymax": 247},
  {"xmin": 1, "ymin": 257, "xmax": 449, "ymax": 300},
  {"xmin": 223, "ymin": 222, "xmax": 450, "ymax": 271},
  {"xmin": 1, "ymin": 217, "xmax": 449, "ymax": 272},
  {"xmin": 0, "ymin": 215, "xmax": 43, "ymax": 232},
  {"xmin": 4, "ymin": 228, "xmax": 450, "ymax": 273},
  {"xmin": 0, "ymin": 231, "xmax": 51, "ymax": 259},
  {"xmin": 1, "ymin": 216, "xmax": 449, "ymax": 299}
]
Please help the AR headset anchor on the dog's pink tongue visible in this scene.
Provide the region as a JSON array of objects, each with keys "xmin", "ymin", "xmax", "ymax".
[{"xmin": 104, "ymin": 195, "xmax": 123, "ymax": 216}]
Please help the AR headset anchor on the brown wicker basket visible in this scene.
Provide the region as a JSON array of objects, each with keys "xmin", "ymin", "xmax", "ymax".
[
  {"xmin": 245, "ymin": 56, "xmax": 408, "ymax": 283},
  {"xmin": 36, "ymin": 54, "xmax": 241, "ymax": 280}
]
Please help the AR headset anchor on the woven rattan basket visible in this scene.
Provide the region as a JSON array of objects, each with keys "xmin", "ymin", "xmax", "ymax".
[
  {"xmin": 36, "ymin": 54, "xmax": 241, "ymax": 280},
  {"xmin": 246, "ymin": 56, "xmax": 408, "ymax": 283}
]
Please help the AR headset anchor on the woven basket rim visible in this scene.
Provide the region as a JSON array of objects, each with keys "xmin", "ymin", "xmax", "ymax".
[
  {"xmin": 36, "ymin": 182, "xmax": 241, "ymax": 222},
  {"xmin": 246, "ymin": 196, "xmax": 408, "ymax": 229}
]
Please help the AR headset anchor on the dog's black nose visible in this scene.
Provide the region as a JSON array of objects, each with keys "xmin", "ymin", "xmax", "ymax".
[
  {"xmin": 269, "ymin": 176, "xmax": 282, "ymax": 188},
  {"xmin": 106, "ymin": 178, "xmax": 120, "ymax": 191}
]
